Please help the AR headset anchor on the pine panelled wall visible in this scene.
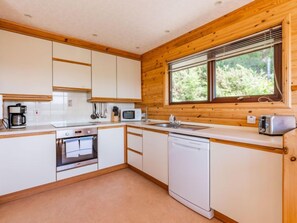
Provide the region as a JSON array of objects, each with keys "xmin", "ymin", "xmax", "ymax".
[{"xmin": 137, "ymin": 0, "xmax": 297, "ymax": 127}]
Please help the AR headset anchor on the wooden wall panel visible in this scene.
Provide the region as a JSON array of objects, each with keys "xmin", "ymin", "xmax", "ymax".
[{"xmin": 137, "ymin": 0, "xmax": 297, "ymax": 127}]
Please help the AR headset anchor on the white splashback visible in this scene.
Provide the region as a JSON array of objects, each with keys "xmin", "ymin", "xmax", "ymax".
[{"xmin": 3, "ymin": 92, "xmax": 134, "ymax": 126}]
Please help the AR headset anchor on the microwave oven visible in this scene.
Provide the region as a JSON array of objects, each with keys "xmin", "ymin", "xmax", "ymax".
[{"xmin": 121, "ymin": 109, "xmax": 142, "ymax": 122}]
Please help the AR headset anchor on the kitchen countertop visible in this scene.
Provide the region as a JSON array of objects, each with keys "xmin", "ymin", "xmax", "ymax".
[{"xmin": 0, "ymin": 120, "xmax": 283, "ymax": 149}]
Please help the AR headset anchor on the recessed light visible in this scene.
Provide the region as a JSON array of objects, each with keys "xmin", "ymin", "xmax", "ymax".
[
  {"xmin": 215, "ymin": 0, "xmax": 223, "ymax": 5},
  {"xmin": 92, "ymin": 34, "xmax": 98, "ymax": 37},
  {"xmin": 24, "ymin": 14, "xmax": 32, "ymax": 18},
  {"xmin": 165, "ymin": 30, "xmax": 170, "ymax": 33},
  {"xmin": 136, "ymin": 47, "xmax": 140, "ymax": 49}
]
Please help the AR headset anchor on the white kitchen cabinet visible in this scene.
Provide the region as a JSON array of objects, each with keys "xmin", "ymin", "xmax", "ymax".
[
  {"xmin": 98, "ymin": 127, "xmax": 125, "ymax": 169},
  {"xmin": 92, "ymin": 51, "xmax": 117, "ymax": 98},
  {"xmin": 0, "ymin": 30, "xmax": 52, "ymax": 96},
  {"xmin": 57, "ymin": 164, "xmax": 98, "ymax": 181},
  {"xmin": 53, "ymin": 61, "xmax": 91, "ymax": 89},
  {"xmin": 0, "ymin": 133, "xmax": 56, "ymax": 195},
  {"xmin": 128, "ymin": 150, "xmax": 143, "ymax": 171},
  {"xmin": 143, "ymin": 130, "xmax": 168, "ymax": 184},
  {"xmin": 53, "ymin": 42, "xmax": 91, "ymax": 63},
  {"xmin": 127, "ymin": 127, "xmax": 143, "ymax": 170},
  {"xmin": 210, "ymin": 142, "xmax": 282, "ymax": 223},
  {"xmin": 117, "ymin": 57, "xmax": 141, "ymax": 99}
]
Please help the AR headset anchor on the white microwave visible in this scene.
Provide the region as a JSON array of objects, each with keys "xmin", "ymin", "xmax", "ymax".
[{"xmin": 121, "ymin": 109, "xmax": 142, "ymax": 122}]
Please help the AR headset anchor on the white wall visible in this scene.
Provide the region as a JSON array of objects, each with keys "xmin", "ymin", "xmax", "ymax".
[{"xmin": 3, "ymin": 92, "xmax": 134, "ymax": 126}]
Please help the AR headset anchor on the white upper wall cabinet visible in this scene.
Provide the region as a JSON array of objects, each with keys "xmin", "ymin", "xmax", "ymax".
[
  {"xmin": 0, "ymin": 30, "xmax": 52, "ymax": 96},
  {"xmin": 53, "ymin": 61, "xmax": 91, "ymax": 89},
  {"xmin": 92, "ymin": 51, "xmax": 117, "ymax": 98},
  {"xmin": 117, "ymin": 57, "xmax": 141, "ymax": 99},
  {"xmin": 53, "ymin": 42, "xmax": 91, "ymax": 63}
]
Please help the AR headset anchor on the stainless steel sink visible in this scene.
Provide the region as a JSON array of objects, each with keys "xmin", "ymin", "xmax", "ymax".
[{"xmin": 150, "ymin": 123, "xmax": 210, "ymax": 131}]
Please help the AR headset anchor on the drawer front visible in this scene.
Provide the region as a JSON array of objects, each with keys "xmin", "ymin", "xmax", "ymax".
[
  {"xmin": 128, "ymin": 134, "xmax": 142, "ymax": 153},
  {"xmin": 57, "ymin": 164, "xmax": 98, "ymax": 180},
  {"xmin": 128, "ymin": 150, "xmax": 142, "ymax": 171},
  {"xmin": 127, "ymin": 127, "xmax": 142, "ymax": 135}
]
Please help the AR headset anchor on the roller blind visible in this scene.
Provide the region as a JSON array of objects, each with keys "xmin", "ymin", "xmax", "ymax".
[{"xmin": 169, "ymin": 26, "xmax": 282, "ymax": 72}]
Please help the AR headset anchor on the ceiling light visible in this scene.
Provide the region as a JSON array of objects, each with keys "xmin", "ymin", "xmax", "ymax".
[
  {"xmin": 24, "ymin": 14, "xmax": 32, "ymax": 18},
  {"xmin": 92, "ymin": 34, "xmax": 98, "ymax": 37},
  {"xmin": 165, "ymin": 30, "xmax": 170, "ymax": 33},
  {"xmin": 215, "ymin": 1, "xmax": 223, "ymax": 5},
  {"xmin": 136, "ymin": 47, "xmax": 140, "ymax": 49}
]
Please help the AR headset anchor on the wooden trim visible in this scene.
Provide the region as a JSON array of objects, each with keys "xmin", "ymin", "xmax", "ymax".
[
  {"xmin": 88, "ymin": 97, "xmax": 142, "ymax": 103},
  {"xmin": 128, "ymin": 165, "xmax": 168, "ymax": 190},
  {"xmin": 2, "ymin": 94, "xmax": 52, "ymax": 102},
  {"xmin": 127, "ymin": 132, "xmax": 142, "ymax": 137},
  {"xmin": 0, "ymin": 163, "xmax": 128, "ymax": 204},
  {"xmin": 283, "ymin": 129, "xmax": 297, "ymax": 223},
  {"xmin": 0, "ymin": 18, "xmax": 141, "ymax": 60},
  {"xmin": 210, "ymin": 138, "xmax": 283, "ymax": 154},
  {"xmin": 142, "ymin": 127, "xmax": 169, "ymax": 135},
  {"xmin": 127, "ymin": 148, "xmax": 143, "ymax": 155},
  {"xmin": 214, "ymin": 210, "xmax": 238, "ymax": 223},
  {"xmin": 52, "ymin": 57, "xmax": 91, "ymax": 66},
  {"xmin": 53, "ymin": 86, "xmax": 91, "ymax": 93},
  {"xmin": 97, "ymin": 125, "xmax": 124, "ymax": 130},
  {"xmin": 0, "ymin": 131, "xmax": 55, "ymax": 139},
  {"xmin": 291, "ymin": 85, "xmax": 297, "ymax": 91}
]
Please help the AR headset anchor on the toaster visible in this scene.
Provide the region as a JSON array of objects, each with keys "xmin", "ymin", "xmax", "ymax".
[{"xmin": 258, "ymin": 115, "xmax": 296, "ymax": 136}]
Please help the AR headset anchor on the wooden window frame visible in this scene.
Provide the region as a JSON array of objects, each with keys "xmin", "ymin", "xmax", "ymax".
[{"xmin": 169, "ymin": 44, "xmax": 283, "ymax": 105}]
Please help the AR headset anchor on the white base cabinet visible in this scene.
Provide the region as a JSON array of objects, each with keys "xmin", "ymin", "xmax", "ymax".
[
  {"xmin": 210, "ymin": 142, "xmax": 282, "ymax": 223},
  {"xmin": 98, "ymin": 127, "xmax": 125, "ymax": 169},
  {"xmin": 57, "ymin": 164, "xmax": 98, "ymax": 181},
  {"xmin": 143, "ymin": 130, "xmax": 168, "ymax": 184},
  {"xmin": 0, "ymin": 133, "xmax": 56, "ymax": 195}
]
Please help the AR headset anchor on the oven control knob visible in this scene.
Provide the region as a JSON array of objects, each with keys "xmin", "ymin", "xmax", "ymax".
[
  {"xmin": 65, "ymin": 132, "xmax": 69, "ymax": 136},
  {"xmin": 87, "ymin": 130, "xmax": 91, "ymax": 134}
]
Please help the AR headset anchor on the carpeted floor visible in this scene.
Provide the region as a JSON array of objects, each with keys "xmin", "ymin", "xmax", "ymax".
[{"xmin": 0, "ymin": 169, "xmax": 221, "ymax": 223}]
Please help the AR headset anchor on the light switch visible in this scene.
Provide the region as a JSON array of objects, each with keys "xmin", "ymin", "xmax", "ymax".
[{"xmin": 247, "ymin": 115, "xmax": 256, "ymax": 124}]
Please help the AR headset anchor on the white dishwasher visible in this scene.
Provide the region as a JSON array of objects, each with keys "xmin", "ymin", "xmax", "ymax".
[{"xmin": 168, "ymin": 133, "xmax": 214, "ymax": 219}]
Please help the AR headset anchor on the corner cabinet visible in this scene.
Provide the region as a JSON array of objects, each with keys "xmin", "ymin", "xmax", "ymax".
[
  {"xmin": 142, "ymin": 129, "xmax": 168, "ymax": 185},
  {"xmin": 90, "ymin": 54, "xmax": 141, "ymax": 102},
  {"xmin": 98, "ymin": 126, "xmax": 125, "ymax": 169},
  {"xmin": 117, "ymin": 57, "xmax": 141, "ymax": 100},
  {"xmin": 210, "ymin": 141, "xmax": 282, "ymax": 223},
  {"xmin": 0, "ymin": 30, "xmax": 53, "ymax": 101},
  {"xmin": 0, "ymin": 132, "xmax": 56, "ymax": 195}
]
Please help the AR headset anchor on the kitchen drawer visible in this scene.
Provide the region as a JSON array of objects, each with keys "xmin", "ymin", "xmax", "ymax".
[
  {"xmin": 128, "ymin": 133, "xmax": 142, "ymax": 153},
  {"xmin": 127, "ymin": 127, "xmax": 142, "ymax": 135},
  {"xmin": 128, "ymin": 150, "xmax": 142, "ymax": 171},
  {"xmin": 57, "ymin": 164, "xmax": 98, "ymax": 181}
]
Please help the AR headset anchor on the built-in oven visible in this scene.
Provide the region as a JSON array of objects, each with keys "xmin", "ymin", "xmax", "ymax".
[{"xmin": 56, "ymin": 128, "xmax": 98, "ymax": 172}]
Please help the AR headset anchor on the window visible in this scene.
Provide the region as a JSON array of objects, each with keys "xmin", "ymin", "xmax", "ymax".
[{"xmin": 169, "ymin": 26, "xmax": 282, "ymax": 104}]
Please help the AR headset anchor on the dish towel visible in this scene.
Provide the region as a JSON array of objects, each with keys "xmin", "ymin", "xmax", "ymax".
[
  {"xmin": 65, "ymin": 138, "xmax": 80, "ymax": 158},
  {"xmin": 79, "ymin": 136, "xmax": 93, "ymax": 155}
]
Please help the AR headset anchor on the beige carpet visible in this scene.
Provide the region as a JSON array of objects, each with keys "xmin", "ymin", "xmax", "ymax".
[{"xmin": 0, "ymin": 169, "xmax": 221, "ymax": 223}]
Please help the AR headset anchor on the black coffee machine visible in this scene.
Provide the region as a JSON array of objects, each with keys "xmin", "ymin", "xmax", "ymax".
[{"xmin": 8, "ymin": 103, "xmax": 27, "ymax": 129}]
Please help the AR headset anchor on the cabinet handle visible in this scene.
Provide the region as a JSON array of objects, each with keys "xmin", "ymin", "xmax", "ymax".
[{"xmin": 290, "ymin": 156, "xmax": 296, "ymax": 162}]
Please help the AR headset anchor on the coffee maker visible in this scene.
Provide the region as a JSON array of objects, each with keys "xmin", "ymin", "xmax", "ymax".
[{"xmin": 8, "ymin": 103, "xmax": 27, "ymax": 129}]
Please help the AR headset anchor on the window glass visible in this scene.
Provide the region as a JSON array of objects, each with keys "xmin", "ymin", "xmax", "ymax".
[
  {"xmin": 215, "ymin": 48, "xmax": 275, "ymax": 98},
  {"xmin": 171, "ymin": 64, "xmax": 208, "ymax": 103}
]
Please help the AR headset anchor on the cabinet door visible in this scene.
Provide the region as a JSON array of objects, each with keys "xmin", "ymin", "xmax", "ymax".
[
  {"xmin": 0, "ymin": 30, "xmax": 52, "ymax": 96},
  {"xmin": 92, "ymin": 51, "xmax": 117, "ymax": 98},
  {"xmin": 53, "ymin": 42, "xmax": 91, "ymax": 63},
  {"xmin": 0, "ymin": 133, "xmax": 56, "ymax": 195},
  {"xmin": 210, "ymin": 142, "xmax": 282, "ymax": 223},
  {"xmin": 117, "ymin": 57, "xmax": 141, "ymax": 99},
  {"xmin": 98, "ymin": 127, "xmax": 125, "ymax": 169},
  {"xmin": 53, "ymin": 61, "xmax": 91, "ymax": 89},
  {"xmin": 143, "ymin": 130, "xmax": 168, "ymax": 184}
]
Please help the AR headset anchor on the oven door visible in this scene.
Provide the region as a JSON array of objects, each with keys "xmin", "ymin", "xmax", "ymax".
[{"xmin": 56, "ymin": 135, "xmax": 98, "ymax": 172}]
